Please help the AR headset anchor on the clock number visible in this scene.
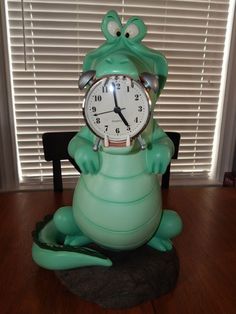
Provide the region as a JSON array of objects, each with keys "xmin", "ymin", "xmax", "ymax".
[
  {"xmin": 92, "ymin": 106, "xmax": 96, "ymax": 112},
  {"xmin": 135, "ymin": 94, "xmax": 139, "ymax": 101},
  {"xmin": 102, "ymin": 86, "xmax": 108, "ymax": 93},
  {"xmin": 135, "ymin": 117, "xmax": 139, "ymax": 123},
  {"xmin": 94, "ymin": 95, "xmax": 102, "ymax": 102},
  {"xmin": 115, "ymin": 128, "xmax": 120, "ymax": 134},
  {"xmin": 116, "ymin": 83, "xmax": 121, "ymax": 90},
  {"xmin": 104, "ymin": 125, "xmax": 108, "ymax": 131},
  {"xmin": 127, "ymin": 86, "xmax": 130, "ymax": 93},
  {"xmin": 138, "ymin": 106, "xmax": 143, "ymax": 112},
  {"xmin": 96, "ymin": 118, "xmax": 100, "ymax": 124}
]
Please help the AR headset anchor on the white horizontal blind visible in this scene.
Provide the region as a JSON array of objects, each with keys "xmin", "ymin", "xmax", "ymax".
[{"xmin": 5, "ymin": 0, "xmax": 231, "ymax": 183}]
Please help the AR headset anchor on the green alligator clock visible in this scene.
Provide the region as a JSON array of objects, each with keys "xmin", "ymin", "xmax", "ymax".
[{"xmin": 32, "ymin": 10, "xmax": 183, "ymax": 270}]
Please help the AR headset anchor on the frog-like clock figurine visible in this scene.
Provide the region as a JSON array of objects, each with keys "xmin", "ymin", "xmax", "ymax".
[{"xmin": 32, "ymin": 10, "xmax": 183, "ymax": 271}]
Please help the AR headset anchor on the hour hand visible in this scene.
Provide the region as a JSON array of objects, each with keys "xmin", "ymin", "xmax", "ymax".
[
  {"xmin": 114, "ymin": 107, "xmax": 129, "ymax": 127},
  {"xmin": 119, "ymin": 112, "xmax": 129, "ymax": 127}
]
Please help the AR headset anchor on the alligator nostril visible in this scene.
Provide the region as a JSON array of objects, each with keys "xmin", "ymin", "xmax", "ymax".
[
  {"xmin": 106, "ymin": 57, "xmax": 113, "ymax": 64},
  {"xmin": 120, "ymin": 59, "xmax": 129, "ymax": 64}
]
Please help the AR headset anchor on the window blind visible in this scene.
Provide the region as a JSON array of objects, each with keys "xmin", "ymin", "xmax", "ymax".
[{"xmin": 5, "ymin": 0, "xmax": 232, "ymax": 183}]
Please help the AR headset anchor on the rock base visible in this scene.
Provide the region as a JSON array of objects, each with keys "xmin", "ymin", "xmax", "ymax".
[{"xmin": 55, "ymin": 245, "xmax": 179, "ymax": 309}]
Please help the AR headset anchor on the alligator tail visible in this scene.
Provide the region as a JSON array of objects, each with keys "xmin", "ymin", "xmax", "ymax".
[{"xmin": 32, "ymin": 215, "xmax": 112, "ymax": 270}]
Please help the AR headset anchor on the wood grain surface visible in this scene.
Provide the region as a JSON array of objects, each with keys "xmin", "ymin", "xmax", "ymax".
[{"xmin": 0, "ymin": 187, "xmax": 235, "ymax": 314}]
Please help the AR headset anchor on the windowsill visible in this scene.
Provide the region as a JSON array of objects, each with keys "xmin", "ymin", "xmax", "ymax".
[{"xmin": 170, "ymin": 174, "xmax": 222, "ymax": 187}]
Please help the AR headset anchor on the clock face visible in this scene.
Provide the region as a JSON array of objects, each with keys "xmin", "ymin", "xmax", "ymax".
[{"xmin": 83, "ymin": 75, "xmax": 151, "ymax": 145}]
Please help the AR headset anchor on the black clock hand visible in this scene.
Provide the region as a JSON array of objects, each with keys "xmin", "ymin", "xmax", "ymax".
[
  {"xmin": 112, "ymin": 83, "xmax": 130, "ymax": 127},
  {"xmin": 114, "ymin": 107, "xmax": 130, "ymax": 127},
  {"xmin": 112, "ymin": 82, "xmax": 119, "ymax": 108},
  {"xmin": 94, "ymin": 108, "xmax": 125, "ymax": 116},
  {"xmin": 119, "ymin": 112, "xmax": 130, "ymax": 127}
]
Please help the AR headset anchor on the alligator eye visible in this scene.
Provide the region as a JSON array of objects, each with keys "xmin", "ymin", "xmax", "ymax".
[
  {"xmin": 124, "ymin": 23, "xmax": 139, "ymax": 39},
  {"xmin": 107, "ymin": 21, "xmax": 121, "ymax": 38}
]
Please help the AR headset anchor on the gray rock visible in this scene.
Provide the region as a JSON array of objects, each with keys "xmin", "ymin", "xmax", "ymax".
[{"xmin": 55, "ymin": 245, "xmax": 179, "ymax": 309}]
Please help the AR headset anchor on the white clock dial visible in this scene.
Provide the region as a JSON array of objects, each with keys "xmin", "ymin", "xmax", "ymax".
[{"xmin": 83, "ymin": 75, "xmax": 151, "ymax": 144}]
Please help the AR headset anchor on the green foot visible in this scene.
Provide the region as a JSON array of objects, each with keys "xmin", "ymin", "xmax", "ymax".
[
  {"xmin": 148, "ymin": 237, "xmax": 173, "ymax": 251},
  {"xmin": 148, "ymin": 209, "xmax": 182, "ymax": 252},
  {"xmin": 64, "ymin": 234, "xmax": 91, "ymax": 247}
]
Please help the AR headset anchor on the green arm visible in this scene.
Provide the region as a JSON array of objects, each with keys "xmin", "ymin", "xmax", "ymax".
[
  {"xmin": 68, "ymin": 126, "xmax": 101, "ymax": 174},
  {"xmin": 146, "ymin": 122, "xmax": 174, "ymax": 174},
  {"xmin": 152, "ymin": 123, "xmax": 174, "ymax": 154}
]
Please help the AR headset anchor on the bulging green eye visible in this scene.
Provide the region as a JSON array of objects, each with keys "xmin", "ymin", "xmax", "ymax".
[
  {"xmin": 124, "ymin": 24, "xmax": 139, "ymax": 39},
  {"xmin": 107, "ymin": 21, "xmax": 121, "ymax": 37}
]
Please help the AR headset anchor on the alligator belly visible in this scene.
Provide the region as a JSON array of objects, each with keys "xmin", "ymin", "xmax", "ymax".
[{"xmin": 72, "ymin": 174, "xmax": 162, "ymax": 250}]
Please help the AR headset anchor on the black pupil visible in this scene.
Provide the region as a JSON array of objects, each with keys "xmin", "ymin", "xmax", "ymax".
[
  {"xmin": 116, "ymin": 31, "xmax": 121, "ymax": 37},
  {"xmin": 125, "ymin": 33, "xmax": 130, "ymax": 38}
]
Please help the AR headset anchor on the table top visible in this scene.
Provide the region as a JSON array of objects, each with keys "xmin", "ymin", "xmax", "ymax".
[{"xmin": 0, "ymin": 187, "xmax": 235, "ymax": 314}]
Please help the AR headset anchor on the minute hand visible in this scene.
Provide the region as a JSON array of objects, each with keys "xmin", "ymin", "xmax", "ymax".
[{"xmin": 112, "ymin": 83, "xmax": 130, "ymax": 127}]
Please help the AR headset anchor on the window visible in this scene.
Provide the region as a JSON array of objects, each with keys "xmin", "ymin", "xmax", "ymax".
[{"xmin": 3, "ymin": 0, "xmax": 235, "ymax": 186}]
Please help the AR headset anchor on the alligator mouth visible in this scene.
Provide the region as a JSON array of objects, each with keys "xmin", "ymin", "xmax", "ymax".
[{"xmin": 102, "ymin": 142, "xmax": 135, "ymax": 155}]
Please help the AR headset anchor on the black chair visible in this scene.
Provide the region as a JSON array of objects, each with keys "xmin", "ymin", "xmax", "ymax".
[
  {"xmin": 162, "ymin": 132, "xmax": 180, "ymax": 189},
  {"xmin": 42, "ymin": 132, "xmax": 79, "ymax": 192},
  {"xmin": 42, "ymin": 131, "xmax": 180, "ymax": 191}
]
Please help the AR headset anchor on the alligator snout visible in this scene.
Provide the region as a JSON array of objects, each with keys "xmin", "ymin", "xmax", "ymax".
[
  {"xmin": 95, "ymin": 53, "xmax": 139, "ymax": 79},
  {"xmin": 105, "ymin": 56, "xmax": 129, "ymax": 65}
]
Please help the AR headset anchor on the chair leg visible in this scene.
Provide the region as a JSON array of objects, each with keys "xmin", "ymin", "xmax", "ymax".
[
  {"xmin": 52, "ymin": 160, "xmax": 63, "ymax": 192},
  {"xmin": 162, "ymin": 164, "xmax": 170, "ymax": 189}
]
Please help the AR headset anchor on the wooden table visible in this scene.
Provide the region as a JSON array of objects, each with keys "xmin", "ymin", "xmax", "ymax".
[{"xmin": 0, "ymin": 187, "xmax": 236, "ymax": 314}]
